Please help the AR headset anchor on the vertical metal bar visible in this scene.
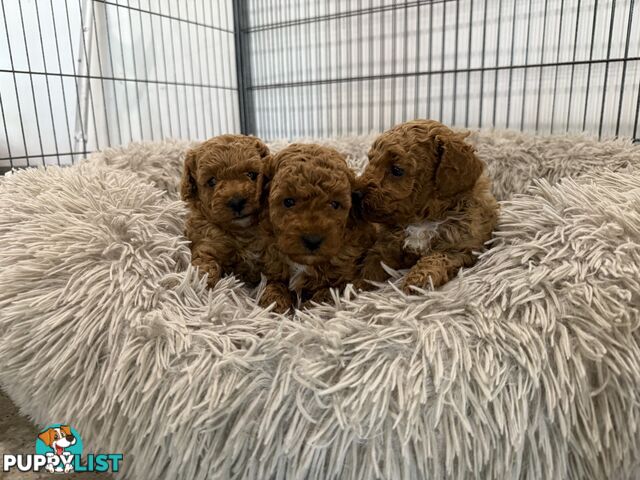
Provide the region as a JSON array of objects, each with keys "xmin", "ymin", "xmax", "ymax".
[
  {"xmin": 267, "ymin": 0, "xmax": 277, "ymax": 138},
  {"xmin": 535, "ymin": 0, "xmax": 550, "ymax": 133},
  {"xmin": 582, "ymin": 0, "xmax": 599, "ymax": 132},
  {"xmin": 598, "ymin": 0, "xmax": 617, "ymax": 138},
  {"xmin": 134, "ymin": 0, "xmax": 156, "ymax": 140},
  {"xmin": 337, "ymin": 4, "xmax": 344, "ymax": 134},
  {"xmin": 357, "ymin": 0, "xmax": 363, "ymax": 133},
  {"xmin": 158, "ymin": 0, "xmax": 178, "ymax": 138},
  {"xmin": 166, "ymin": 3, "xmax": 189, "ymax": 138},
  {"xmin": 520, "ymin": 0, "xmax": 533, "ymax": 131},
  {"xmin": 177, "ymin": 2, "xmax": 199, "ymax": 138},
  {"xmin": 186, "ymin": 2, "xmax": 204, "ymax": 138},
  {"xmin": 439, "ymin": 2, "xmax": 445, "ymax": 122},
  {"xmin": 200, "ymin": 0, "xmax": 214, "ymax": 137},
  {"xmin": 304, "ymin": 1, "xmax": 312, "ymax": 137},
  {"xmin": 453, "ymin": 0, "xmax": 459, "ymax": 125},
  {"xmin": 207, "ymin": 1, "xmax": 223, "ymax": 136},
  {"xmin": 147, "ymin": 0, "xmax": 167, "ymax": 138},
  {"xmin": 465, "ymin": 0, "xmax": 473, "ymax": 127},
  {"xmin": 278, "ymin": 13, "xmax": 286, "ymax": 137},
  {"xmin": 634, "ymin": 79, "xmax": 640, "ymax": 139},
  {"xmin": 123, "ymin": 1, "xmax": 144, "ymax": 141},
  {"xmin": 90, "ymin": 1, "xmax": 113, "ymax": 147},
  {"xmin": 346, "ymin": 6, "xmax": 352, "ymax": 135},
  {"xmin": 17, "ymin": 0, "xmax": 45, "ymax": 162},
  {"xmin": 62, "ymin": 0, "xmax": 88, "ymax": 156},
  {"xmin": 49, "ymin": 0, "xmax": 75, "ymax": 155},
  {"xmin": 299, "ymin": 7, "xmax": 308, "ymax": 136},
  {"xmin": 390, "ymin": 3, "xmax": 397, "ymax": 127},
  {"xmin": 33, "ymin": 0, "xmax": 60, "ymax": 164},
  {"xmin": 0, "ymin": 92, "xmax": 12, "ymax": 164},
  {"xmin": 566, "ymin": 0, "xmax": 582, "ymax": 132},
  {"xmin": 505, "ymin": 0, "xmax": 517, "ymax": 129},
  {"xmin": 491, "ymin": 0, "xmax": 502, "ymax": 128},
  {"xmin": 550, "ymin": 0, "xmax": 566, "ymax": 133},
  {"xmin": 616, "ymin": 0, "xmax": 635, "ymax": 137},
  {"xmin": 114, "ymin": 2, "xmax": 134, "ymax": 140},
  {"xmin": 75, "ymin": 0, "xmax": 100, "ymax": 151},
  {"xmin": 414, "ymin": 1, "xmax": 422, "ymax": 120},
  {"xmin": 368, "ymin": 6, "xmax": 374, "ymax": 131},
  {"xmin": 222, "ymin": 0, "xmax": 234, "ymax": 133},
  {"xmin": 479, "ymin": 0, "xmax": 488, "ymax": 127},
  {"xmin": 101, "ymin": 1, "xmax": 123, "ymax": 144},
  {"xmin": 315, "ymin": 3, "xmax": 322, "ymax": 136},
  {"xmin": 2, "ymin": 0, "xmax": 30, "ymax": 163},
  {"xmin": 401, "ymin": 0, "xmax": 408, "ymax": 123},
  {"xmin": 379, "ymin": 8, "xmax": 385, "ymax": 131}
]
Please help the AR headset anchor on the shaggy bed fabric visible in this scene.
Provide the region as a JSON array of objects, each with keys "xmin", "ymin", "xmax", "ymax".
[{"xmin": 1, "ymin": 131, "xmax": 640, "ymax": 479}]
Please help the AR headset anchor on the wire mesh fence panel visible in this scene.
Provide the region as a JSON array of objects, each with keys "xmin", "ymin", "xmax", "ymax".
[
  {"xmin": 0, "ymin": 0, "xmax": 240, "ymax": 170},
  {"xmin": 242, "ymin": 0, "xmax": 640, "ymax": 141},
  {"xmin": 2, "ymin": 0, "xmax": 639, "ymax": 169}
]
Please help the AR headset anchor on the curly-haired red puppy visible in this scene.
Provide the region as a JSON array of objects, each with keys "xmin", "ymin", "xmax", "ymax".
[
  {"xmin": 357, "ymin": 119, "xmax": 499, "ymax": 293},
  {"xmin": 259, "ymin": 144, "xmax": 376, "ymax": 312},
  {"xmin": 181, "ymin": 134, "xmax": 269, "ymax": 287}
]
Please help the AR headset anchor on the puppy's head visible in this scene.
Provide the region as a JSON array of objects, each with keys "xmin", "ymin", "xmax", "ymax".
[
  {"xmin": 265, "ymin": 144, "xmax": 357, "ymax": 265},
  {"xmin": 181, "ymin": 135, "xmax": 270, "ymax": 230},
  {"xmin": 357, "ymin": 119, "xmax": 483, "ymax": 225},
  {"xmin": 38, "ymin": 426, "xmax": 75, "ymax": 451}
]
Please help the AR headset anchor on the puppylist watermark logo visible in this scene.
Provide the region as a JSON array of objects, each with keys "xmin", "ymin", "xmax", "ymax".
[{"xmin": 2, "ymin": 423, "xmax": 123, "ymax": 474}]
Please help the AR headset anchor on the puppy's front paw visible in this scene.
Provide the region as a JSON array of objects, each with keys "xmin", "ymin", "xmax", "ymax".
[
  {"xmin": 402, "ymin": 265, "xmax": 448, "ymax": 294},
  {"xmin": 260, "ymin": 283, "xmax": 292, "ymax": 314},
  {"xmin": 352, "ymin": 279, "xmax": 375, "ymax": 292},
  {"xmin": 302, "ymin": 288, "xmax": 333, "ymax": 308},
  {"xmin": 193, "ymin": 259, "xmax": 222, "ymax": 288}
]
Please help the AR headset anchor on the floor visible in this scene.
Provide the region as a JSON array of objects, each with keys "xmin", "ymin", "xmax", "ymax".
[{"xmin": 0, "ymin": 389, "xmax": 110, "ymax": 479}]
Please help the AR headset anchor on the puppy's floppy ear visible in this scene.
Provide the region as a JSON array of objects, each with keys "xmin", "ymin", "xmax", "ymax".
[
  {"xmin": 433, "ymin": 133, "xmax": 483, "ymax": 197},
  {"xmin": 347, "ymin": 170, "xmax": 367, "ymax": 222},
  {"xmin": 260, "ymin": 153, "xmax": 282, "ymax": 202},
  {"xmin": 180, "ymin": 150, "xmax": 198, "ymax": 202},
  {"xmin": 38, "ymin": 428, "xmax": 55, "ymax": 447},
  {"xmin": 253, "ymin": 137, "xmax": 270, "ymax": 159},
  {"xmin": 262, "ymin": 151, "xmax": 287, "ymax": 182}
]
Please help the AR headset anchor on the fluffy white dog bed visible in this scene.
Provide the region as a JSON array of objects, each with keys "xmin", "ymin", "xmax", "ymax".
[{"xmin": 1, "ymin": 131, "xmax": 640, "ymax": 479}]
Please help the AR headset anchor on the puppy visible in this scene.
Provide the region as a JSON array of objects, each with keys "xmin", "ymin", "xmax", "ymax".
[
  {"xmin": 259, "ymin": 143, "xmax": 376, "ymax": 312},
  {"xmin": 357, "ymin": 119, "xmax": 498, "ymax": 293},
  {"xmin": 181, "ymin": 134, "xmax": 270, "ymax": 287}
]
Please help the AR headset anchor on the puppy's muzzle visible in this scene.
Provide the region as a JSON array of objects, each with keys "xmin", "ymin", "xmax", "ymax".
[
  {"xmin": 301, "ymin": 234, "xmax": 324, "ymax": 252},
  {"xmin": 227, "ymin": 196, "xmax": 247, "ymax": 215}
]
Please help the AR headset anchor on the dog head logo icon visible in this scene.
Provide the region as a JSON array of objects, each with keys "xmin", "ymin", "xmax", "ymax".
[{"xmin": 36, "ymin": 424, "xmax": 83, "ymax": 473}]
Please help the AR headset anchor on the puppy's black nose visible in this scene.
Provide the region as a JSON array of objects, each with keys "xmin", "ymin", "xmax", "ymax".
[
  {"xmin": 301, "ymin": 234, "xmax": 324, "ymax": 252},
  {"xmin": 227, "ymin": 196, "xmax": 247, "ymax": 213},
  {"xmin": 352, "ymin": 190, "xmax": 364, "ymax": 202}
]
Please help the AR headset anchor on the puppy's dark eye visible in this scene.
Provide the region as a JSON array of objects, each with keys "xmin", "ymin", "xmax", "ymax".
[
  {"xmin": 283, "ymin": 198, "xmax": 295, "ymax": 208},
  {"xmin": 390, "ymin": 165, "xmax": 405, "ymax": 177},
  {"xmin": 330, "ymin": 201, "xmax": 341, "ymax": 210},
  {"xmin": 246, "ymin": 171, "xmax": 258, "ymax": 181},
  {"xmin": 207, "ymin": 177, "xmax": 217, "ymax": 188}
]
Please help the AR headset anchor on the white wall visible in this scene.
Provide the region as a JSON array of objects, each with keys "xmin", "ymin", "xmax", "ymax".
[{"xmin": 247, "ymin": 0, "xmax": 640, "ymax": 140}]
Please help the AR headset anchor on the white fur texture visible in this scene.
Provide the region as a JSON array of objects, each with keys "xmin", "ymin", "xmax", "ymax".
[{"xmin": 1, "ymin": 131, "xmax": 640, "ymax": 479}]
